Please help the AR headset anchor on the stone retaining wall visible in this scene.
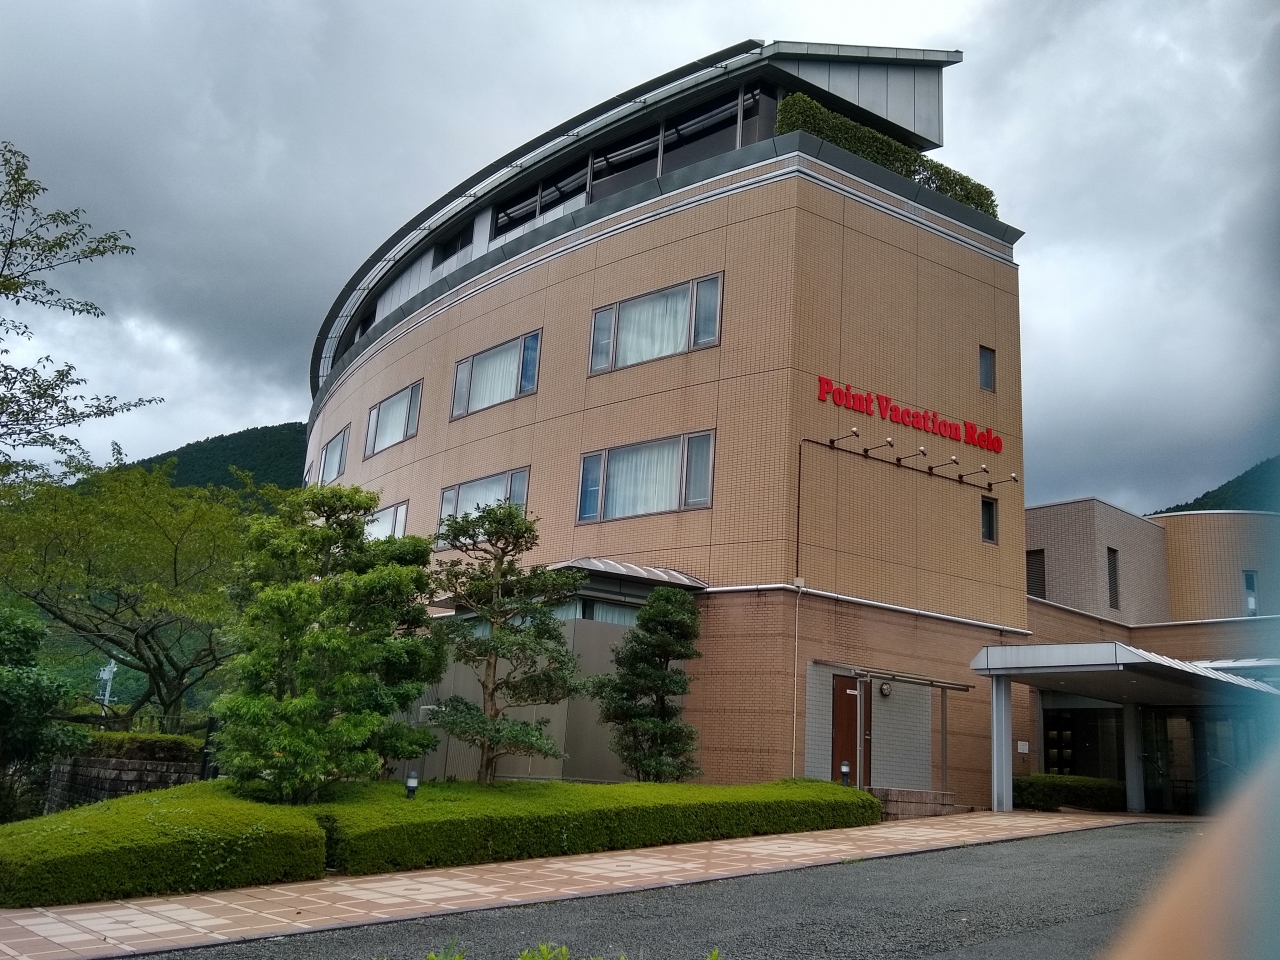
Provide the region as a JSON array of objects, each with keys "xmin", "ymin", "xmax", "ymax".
[
  {"xmin": 45, "ymin": 757, "xmax": 203, "ymax": 813},
  {"xmin": 868, "ymin": 787, "xmax": 972, "ymax": 820}
]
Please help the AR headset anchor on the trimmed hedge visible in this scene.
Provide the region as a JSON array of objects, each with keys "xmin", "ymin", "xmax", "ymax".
[
  {"xmin": 314, "ymin": 779, "xmax": 881, "ymax": 875},
  {"xmin": 1013, "ymin": 774, "xmax": 1127, "ymax": 812},
  {"xmin": 0, "ymin": 781, "xmax": 325, "ymax": 908},
  {"xmin": 80, "ymin": 730, "xmax": 205, "ymax": 763},
  {"xmin": 775, "ymin": 92, "xmax": 999, "ymax": 219}
]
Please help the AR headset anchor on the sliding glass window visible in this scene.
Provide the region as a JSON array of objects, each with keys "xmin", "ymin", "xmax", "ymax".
[
  {"xmin": 438, "ymin": 467, "xmax": 530, "ymax": 534},
  {"xmin": 578, "ymin": 432, "xmax": 713, "ymax": 523},
  {"xmin": 318, "ymin": 425, "xmax": 350, "ymax": 486},
  {"xmin": 590, "ymin": 275, "xmax": 721, "ymax": 374},
  {"xmin": 365, "ymin": 381, "xmax": 422, "ymax": 457},
  {"xmin": 451, "ymin": 331, "xmax": 541, "ymax": 418},
  {"xmin": 367, "ymin": 501, "xmax": 408, "ymax": 539}
]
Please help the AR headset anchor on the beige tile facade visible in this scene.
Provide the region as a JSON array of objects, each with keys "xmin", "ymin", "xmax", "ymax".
[{"xmin": 1149, "ymin": 511, "xmax": 1280, "ymax": 621}]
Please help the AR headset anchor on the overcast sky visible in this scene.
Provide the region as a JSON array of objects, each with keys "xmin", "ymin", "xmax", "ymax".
[{"xmin": 1, "ymin": 0, "xmax": 1276, "ymax": 513}]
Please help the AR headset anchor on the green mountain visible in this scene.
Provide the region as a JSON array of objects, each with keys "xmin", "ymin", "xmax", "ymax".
[
  {"xmin": 134, "ymin": 422, "xmax": 307, "ymax": 489},
  {"xmin": 1156, "ymin": 454, "xmax": 1280, "ymax": 514}
]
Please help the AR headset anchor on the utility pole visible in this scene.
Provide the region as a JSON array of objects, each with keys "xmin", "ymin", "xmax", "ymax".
[{"xmin": 95, "ymin": 660, "xmax": 117, "ymax": 730}]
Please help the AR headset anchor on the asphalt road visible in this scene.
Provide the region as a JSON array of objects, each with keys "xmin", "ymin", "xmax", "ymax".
[{"xmin": 148, "ymin": 822, "xmax": 1200, "ymax": 960}]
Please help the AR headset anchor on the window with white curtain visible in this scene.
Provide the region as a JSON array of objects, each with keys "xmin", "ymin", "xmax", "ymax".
[
  {"xmin": 590, "ymin": 274, "xmax": 721, "ymax": 374},
  {"xmin": 318, "ymin": 425, "xmax": 350, "ymax": 486},
  {"xmin": 365, "ymin": 382, "xmax": 422, "ymax": 457},
  {"xmin": 438, "ymin": 466, "xmax": 531, "ymax": 534},
  {"xmin": 451, "ymin": 331, "xmax": 541, "ymax": 417},
  {"xmin": 578, "ymin": 431, "xmax": 714, "ymax": 522},
  {"xmin": 367, "ymin": 501, "xmax": 408, "ymax": 539}
]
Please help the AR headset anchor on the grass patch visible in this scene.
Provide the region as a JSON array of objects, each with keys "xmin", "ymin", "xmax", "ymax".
[{"xmin": 0, "ymin": 778, "xmax": 878, "ymax": 907}]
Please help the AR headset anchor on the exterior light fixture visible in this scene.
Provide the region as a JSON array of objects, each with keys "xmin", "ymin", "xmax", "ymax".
[
  {"xmin": 958, "ymin": 464, "xmax": 989, "ymax": 483},
  {"xmin": 863, "ymin": 437, "xmax": 894, "ymax": 457},
  {"xmin": 896, "ymin": 446, "xmax": 926, "ymax": 466},
  {"xmin": 928, "ymin": 455, "xmax": 959, "ymax": 475},
  {"xmin": 840, "ymin": 759, "xmax": 851, "ymax": 787},
  {"xmin": 406, "ymin": 772, "xmax": 419, "ymax": 800},
  {"xmin": 828, "ymin": 427, "xmax": 859, "ymax": 449},
  {"xmin": 987, "ymin": 473, "xmax": 1019, "ymax": 490},
  {"xmin": 880, "ymin": 682, "xmax": 892, "ymax": 697}
]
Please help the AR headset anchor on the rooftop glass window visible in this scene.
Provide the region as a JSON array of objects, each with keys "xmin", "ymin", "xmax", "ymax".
[
  {"xmin": 492, "ymin": 184, "xmax": 540, "ymax": 238},
  {"xmin": 740, "ymin": 83, "xmax": 779, "ymax": 146},
  {"xmin": 433, "ymin": 219, "xmax": 474, "ymax": 267},
  {"xmin": 590, "ymin": 124, "xmax": 661, "ymax": 203},
  {"xmin": 540, "ymin": 156, "xmax": 590, "ymax": 213},
  {"xmin": 660, "ymin": 91, "xmax": 741, "ymax": 175}
]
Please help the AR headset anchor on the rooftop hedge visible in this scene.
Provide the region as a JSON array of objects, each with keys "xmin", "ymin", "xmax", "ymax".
[
  {"xmin": 0, "ymin": 778, "xmax": 880, "ymax": 907},
  {"xmin": 775, "ymin": 92, "xmax": 999, "ymax": 219}
]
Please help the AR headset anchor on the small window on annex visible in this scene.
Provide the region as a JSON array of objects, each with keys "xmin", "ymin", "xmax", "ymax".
[
  {"xmin": 1244, "ymin": 570, "xmax": 1259, "ymax": 616},
  {"xmin": 367, "ymin": 501, "xmax": 408, "ymax": 539},
  {"xmin": 590, "ymin": 275, "xmax": 721, "ymax": 374},
  {"xmin": 365, "ymin": 382, "xmax": 422, "ymax": 457},
  {"xmin": 578, "ymin": 432, "xmax": 713, "ymax": 523},
  {"xmin": 979, "ymin": 346, "xmax": 996, "ymax": 392},
  {"xmin": 1107, "ymin": 547, "xmax": 1120, "ymax": 610},
  {"xmin": 980, "ymin": 496, "xmax": 998, "ymax": 544},
  {"xmin": 438, "ymin": 467, "xmax": 531, "ymax": 534},
  {"xmin": 318, "ymin": 425, "xmax": 350, "ymax": 486},
  {"xmin": 451, "ymin": 331, "xmax": 541, "ymax": 418},
  {"xmin": 1026, "ymin": 549, "xmax": 1047, "ymax": 600}
]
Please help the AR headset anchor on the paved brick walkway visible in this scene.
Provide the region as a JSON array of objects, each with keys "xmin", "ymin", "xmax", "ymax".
[{"xmin": 0, "ymin": 811, "xmax": 1172, "ymax": 960}]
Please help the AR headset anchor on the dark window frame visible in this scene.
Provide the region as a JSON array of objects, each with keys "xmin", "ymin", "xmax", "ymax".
[
  {"xmin": 577, "ymin": 430, "xmax": 716, "ymax": 525},
  {"xmin": 1244, "ymin": 569, "xmax": 1259, "ymax": 617},
  {"xmin": 981, "ymin": 496, "xmax": 998, "ymax": 544},
  {"xmin": 364, "ymin": 380, "xmax": 423, "ymax": 459},
  {"xmin": 318, "ymin": 424, "xmax": 351, "ymax": 487},
  {"xmin": 979, "ymin": 345, "xmax": 997, "ymax": 393},
  {"xmin": 433, "ymin": 219, "xmax": 474, "ymax": 268},
  {"xmin": 1107, "ymin": 547, "xmax": 1121, "ymax": 610},
  {"xmin": 450, "ymin": 329, "xmax": 542, "ymax": 420},
  {"xmin": 1026, "ymin": 549, "xmax": 1047, "ymax": 600},
  {"xmin": 437, "ymin": 466, "xmax": 531, "ymax": 544},
  {"xmin": 588, "ymin": 273, "xmax": 723, "ymax": 376},
  {"xmin": 367, "ymin": 500, "xmax": 409, "ymax": 540}
]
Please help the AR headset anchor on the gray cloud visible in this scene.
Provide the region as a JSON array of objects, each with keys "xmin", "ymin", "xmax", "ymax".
[{"xmin": 1, "ymin": 0, "xmax": 1274, "ymax": 513}]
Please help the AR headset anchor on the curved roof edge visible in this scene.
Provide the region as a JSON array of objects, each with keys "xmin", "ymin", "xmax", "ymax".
[{"xmin": 310, "ymin": 40, "xmax": 973, "ymax": 396}]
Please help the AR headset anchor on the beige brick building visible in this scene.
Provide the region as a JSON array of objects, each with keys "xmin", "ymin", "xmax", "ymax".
[{"xmin": 306, "ymin": 41, "xmax": 1277, "ymax": 813}]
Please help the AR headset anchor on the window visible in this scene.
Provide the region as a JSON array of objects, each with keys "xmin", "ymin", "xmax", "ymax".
[
  {"xmin": 492, "ymin": 184, "xmax": 540, "ymax": 238},
  {"xmin": 980, "ymin": 497, "xmax": 998, "ymax": 543},
  {"xmin": 1107, "ymin": 548, "xmax": 1120, "ymax": 609},
  {"xmin": 318, "ymin": 425, "xmax": 350, "ymax": 486},
  {"xmin": 740, "ymin": 83, "xmax": 778, "ymax": 146},
  {"xmin": 367, "ymin": 501, "xmax": 408, "ymax": 539},
  {"xmin": 365, "ymin": 382, "xmax": 422, "ymax": 457},
  {"xmin": 557, "ymin": 598, "xmax": 640, "ymax": 626},
  {"xmin": 451, "ymin": 331, "xmax": 541, "ymax": 418},
  {"xmin": 578, "ymin": 431, "xmax": 713, "ymax": 523},
  {"xmin": 438, "ymin": 467, "xmax": 530, "ymax": 531},
  {"xmin": 660, "ymin": 91, "xmax": 741, "ymax": 175},
  {"xmin": 590, "ymin": 124, "xmax": 660, "ymax": 203},
  {"xmin": 1244, "ymin": 570, "xmax": 1258, "ymax": 617},
  {"xmin": 590, "ymin": 275, "xmax": 721, "ymax": 373},
  {"xmin": 491, "ymin": 158, "xmax": 590, "ymax": 242},
  {"xmin": 433, "ymin": 219, "xmax": 473, "ymax": 267},
  {"xmin": 979, "ymin": 345, "xmax": 996, "ymax": 392},
  {"xmin": 303, "ymin": 461, "xmax": 313, "ymax": 487},
  {"xmin": 1026, "ymin": 549, "xmax": 1046, "ymax": 600}
]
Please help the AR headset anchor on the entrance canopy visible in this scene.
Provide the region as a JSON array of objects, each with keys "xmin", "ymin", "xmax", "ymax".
[
  {"xmin": 971, "ymin": 642, "xmax": 1280, "ymax": 812},
  {"xmin": 971, "ymin": 642, "xmax": 1280, "ymax": 707}
]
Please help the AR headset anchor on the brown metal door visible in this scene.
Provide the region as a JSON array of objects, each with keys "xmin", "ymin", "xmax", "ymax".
[{"xmin": 831, "ymin": 675, "xmax": 872, "ymax": 785}]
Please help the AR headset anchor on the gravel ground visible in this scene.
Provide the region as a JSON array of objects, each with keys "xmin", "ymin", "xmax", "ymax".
[{"xmin": 146, "ymin": 822, "xmax": 1200, "ymax": 960}]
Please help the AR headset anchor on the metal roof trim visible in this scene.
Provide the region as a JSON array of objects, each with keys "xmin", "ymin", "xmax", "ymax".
[{"xmin": 548, "ymin": 557, "xmax": 709, "ymax": 589}]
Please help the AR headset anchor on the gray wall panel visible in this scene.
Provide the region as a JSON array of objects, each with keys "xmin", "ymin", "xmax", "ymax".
[
  {"xmin": 914, "ymin": 68, "xmax": 942, "ymax": 148},
  {"xmin": 826, "ymin": 62, "xmax": 861, "ymax": 103},
  {"xmin": 870, "ymin": 681, "xmax": 932, "ymax": 790},
  {"xmin": 796, "ymin": 59, "xmax": 831, "ymax": 88},
  {"xmin": 885, "ymin": 66, "xmax": 917, "ymax": 132},
  {"xmin": 858, "ymin": 64, "xmax": 889, "ymax": 119}
]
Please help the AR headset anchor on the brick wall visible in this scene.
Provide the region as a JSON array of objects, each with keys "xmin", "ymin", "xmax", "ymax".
[{"xmin": 45, "ymin": 757, "xmax": 202, "ymax": 813}]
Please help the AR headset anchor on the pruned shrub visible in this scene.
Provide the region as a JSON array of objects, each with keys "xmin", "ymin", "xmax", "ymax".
[
  {"xmin": 78, "ymin": 730, "xmax": 205, "ymax": 763},
  {"xmin": 1013, "ymin": 774, "xmax": 1127, "ymax": 812},
  {"xmin": 0, "ymin": 781, "xmax": 325, "ymax": 907},
  {"xmin": 775, "ymin": 92, "xmax": 999, "ymax": 218}
]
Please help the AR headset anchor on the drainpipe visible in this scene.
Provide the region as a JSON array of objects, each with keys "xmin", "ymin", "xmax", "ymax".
[{"xmin": 791, "ymin": 578, "xmax": 804, "ymax": 778}]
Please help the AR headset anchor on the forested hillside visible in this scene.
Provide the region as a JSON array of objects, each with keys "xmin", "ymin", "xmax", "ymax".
[
  {"xmin": 1157, "ymin": 454, "xmax": 1280, "ymax": 514},
  {"xmin": 134, "ymin": 422, "xmax": 307, "ymax": 488}
]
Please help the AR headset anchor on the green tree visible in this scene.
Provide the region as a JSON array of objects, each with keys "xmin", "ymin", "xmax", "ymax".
[
  {"xmin": 591, "ymin": 586, "xmax": 702, "ymax": 782},
  {"xmin": 0, "ymin": 602, "xmax": 90, "ymax": 822},
  {"xmin": 213, "ymin": 485, "xmax": 447, "ymax": 804},
  {"xmin": 0, "ymin": 462, "xmax": 246, "ymax": 731},
  {"xmin": 0, "ymin": 142, "xmax": 158, "ymax": 473},
  {"xmin": 431, "ymin": 502, "xmax": 585, "ymax": 785}
]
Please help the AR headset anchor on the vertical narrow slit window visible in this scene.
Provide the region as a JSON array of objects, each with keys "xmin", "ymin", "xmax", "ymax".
[
  {"xmin": 590, "ymin": 274, "xmax": 721, "ymax": 374},
  {"xmin": 980, "ymin": 345, "xmax": 997, "ymax": 392},
  {"xmin": 578, "ymin": 432, "xmax": 715, "ymax": 523},
  {"xmin": 1244, "ymin": 570, "xmax": 1258, "ymax": 616},
  {"xmin": 1107, "ymin": 548, "xmax": 1120, "ymax": 609},
  {"xmin": 1026, "ymin": 549, "xmax": 1046, "ymax": 599},
  {"xmin": 318, "ymin": 425, "xmax": 350, "ymax": 486},
  {"xmin": 451, "ymin": 331, "xmax": 541, "ymax": 418},
  {"xmin": 981, "ymin": 497, "xmax": 998, "ymax": 543},
  {"xmin": 365, "ymin": 381, "xmax": 422, "ymax": 457},
  {"xmin": 367, "ymin": 501, "xmax": 408, "ymax": 539}
]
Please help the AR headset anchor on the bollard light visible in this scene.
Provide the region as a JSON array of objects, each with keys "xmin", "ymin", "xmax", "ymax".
[
  {"xmin": 840, "ymin": 760, "xmax": 850, "ymax": 788},
  {"xmin": 406, "ymin": 772, "xmax": 419, "ymax": 800}
]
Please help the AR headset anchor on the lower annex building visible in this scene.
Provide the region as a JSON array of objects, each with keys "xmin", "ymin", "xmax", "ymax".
[{"xmin": 304, "ymin": 40, "xmax": 1279, "ymax": 813}]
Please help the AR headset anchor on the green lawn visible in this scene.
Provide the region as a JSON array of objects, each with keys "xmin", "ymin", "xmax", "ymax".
[{"xmin": 0, "ymin": 778, "xmax": 880, "ymax": 908}]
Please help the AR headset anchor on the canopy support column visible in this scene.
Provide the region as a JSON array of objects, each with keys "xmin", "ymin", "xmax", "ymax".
[{"xmin": 991, "ymin": 675, "xmax": 1013, "ymax": 812}]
